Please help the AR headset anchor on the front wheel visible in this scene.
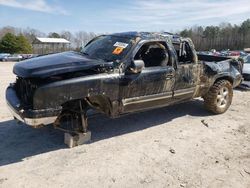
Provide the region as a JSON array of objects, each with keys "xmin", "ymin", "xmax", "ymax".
[{"xmin": 203, "ymin": 80, "xmax": 233, "ymax": 114}]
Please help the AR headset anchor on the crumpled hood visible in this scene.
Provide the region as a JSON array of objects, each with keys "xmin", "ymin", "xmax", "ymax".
[{"xmin": 13, "ymin": 51, "xmax": 112, "ymax": 78}]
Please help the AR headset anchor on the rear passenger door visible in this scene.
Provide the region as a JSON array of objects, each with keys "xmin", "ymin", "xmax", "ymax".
[{"xmin": 174, "ymin": 41, "xmax": 199, "ymax": 101}]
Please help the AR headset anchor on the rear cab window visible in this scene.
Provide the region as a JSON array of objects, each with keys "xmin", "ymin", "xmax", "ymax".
[{"xmin": 173, "ymin": 41, "xmax": 195, "ymax": 64}]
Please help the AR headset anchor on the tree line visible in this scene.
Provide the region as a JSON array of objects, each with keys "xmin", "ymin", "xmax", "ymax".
[
  {"xmin": 0, "ymin": 27, "xmax": 98, "ymax": 54},
  {"xmin": 0, "ymin": 18, "xmax": 250, "ymax": 54},
  {"xmin": 179, "ymin": 19, "xmax": 250, "ymax": 51}
]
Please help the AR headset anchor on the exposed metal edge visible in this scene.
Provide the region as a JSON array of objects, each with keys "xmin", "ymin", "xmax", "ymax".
[
  {"xmin": 7, "ymin": 102, "xmax": 57, "ymax": 127},
  {"xmin": 24, "ymin": 117, "xmax": 57, "ymax": 127},
  {"xmin": 174, "ymin": 87, "xmax": 195, "ymax": 94},
  {"xmin": 174, "ymin": 90, "xmax": 195, "ymax": 97}
]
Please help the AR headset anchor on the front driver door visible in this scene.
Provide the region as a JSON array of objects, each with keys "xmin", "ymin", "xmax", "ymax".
[{"xmin": 119, "ymin": 41, "xmax": 176, "ymax": 113}]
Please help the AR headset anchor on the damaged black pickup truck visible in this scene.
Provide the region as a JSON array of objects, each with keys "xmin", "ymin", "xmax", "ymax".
[{"xmin": 6, "ymin": 32, "xmax": 242, "ymax": 134}]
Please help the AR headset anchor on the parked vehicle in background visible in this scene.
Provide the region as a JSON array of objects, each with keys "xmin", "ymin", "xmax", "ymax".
[
  {"xmin": 1, "ymin": 54, "xmax": 23, "ymax": 62},
  {"xmin": 21, "ymin": 54, "xmax": 32, "ymax": 60},
  {"xmin": 29, "ymin": 54, "xmax": 39, "ymax": 59},
  {"xmin": 238, "ymin": 54, "xmax": 250, "ymax": 90},
  {"xmin": 0, "ymin": 53, "xmax": 10, "ymax": 56},
  {"xmin": 240, "ymin": 51, "xmax": 248, "ymax": 57},
  {"xmin": 228, "ymin": 51, "xmax": 241, "ymax": 58},
  {"xmin": 243, "ymin": 55, "xmax": 250, "ymax": 81},
  {"xmin": 21, "ymin": 54, "xmax": 39, "ymax": 60},
  {"xmin": 198, "ymin": 50, "xmax": 247, "ymax": 59},
  {"xmin": 244, "ymin": 48, "xmax": 250, "ymax": 53},
  {"xmin": 0, "ymin": 53, "xmax": 10, "ymax": 61}
]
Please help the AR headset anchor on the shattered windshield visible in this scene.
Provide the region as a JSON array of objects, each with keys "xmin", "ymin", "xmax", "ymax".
[{"xmin": 81, "ymin": 35, "xmax": 134, "ymax": 62}]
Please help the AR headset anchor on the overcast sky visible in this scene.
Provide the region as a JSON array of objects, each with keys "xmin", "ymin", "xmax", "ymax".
[{"xmin": 0, "ymin": 0, "xmax": 250, "ymax": 33}]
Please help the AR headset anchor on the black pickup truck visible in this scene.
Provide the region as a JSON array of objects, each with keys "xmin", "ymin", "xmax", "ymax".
[{"xmin": 6, "ymin": 32, "xmax": 242, "ymax": 134}]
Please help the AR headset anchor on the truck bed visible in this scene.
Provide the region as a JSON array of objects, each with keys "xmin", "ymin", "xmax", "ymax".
[{"xmin": 197, "ymin": 54, "xmax": 230, "ymax": 62}]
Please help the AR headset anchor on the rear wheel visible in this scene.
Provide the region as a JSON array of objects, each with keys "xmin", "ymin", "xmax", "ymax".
[{"xmin": 203, "ymin": 80, "xmax": 233, "ymax": 114}]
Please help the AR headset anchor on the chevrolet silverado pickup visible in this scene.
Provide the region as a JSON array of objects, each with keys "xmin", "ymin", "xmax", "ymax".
[{"xmin": 6, "ymin": 32, "xmax": 242, "ymax": 134}]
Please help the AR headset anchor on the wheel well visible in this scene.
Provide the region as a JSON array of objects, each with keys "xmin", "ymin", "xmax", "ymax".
[
  {"xmin": 215, "ymin": 76, "xmax": 233, "ymax": 85},
  {"xmin": 86, "ymin": 95, "xmax": 112, "ymax": 116},
  {"xmin": 60, "ymin": 95, "xmax": 112, "ymax": 116},
  {"xmin": 61, "ymin": 99, "xmax": 89, "ymax": 112}
]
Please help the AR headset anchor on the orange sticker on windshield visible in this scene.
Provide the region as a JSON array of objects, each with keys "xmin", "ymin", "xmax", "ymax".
[{"xmin": 112, "ymin": 47, "xmax": 124, "ymax": 55}]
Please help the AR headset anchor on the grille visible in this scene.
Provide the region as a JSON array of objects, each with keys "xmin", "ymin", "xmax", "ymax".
[{"xmin": 15, "ymin": 77, "xmax": 38, "ymax": 108}]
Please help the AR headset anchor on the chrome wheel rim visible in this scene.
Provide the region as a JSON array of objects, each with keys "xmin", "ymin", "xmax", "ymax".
[{"xmin": 217, "ymin": 87, "xmax": 229, "ymax": 108}]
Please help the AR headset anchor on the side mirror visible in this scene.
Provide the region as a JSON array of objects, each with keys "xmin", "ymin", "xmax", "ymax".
[{"xmin": 129, "ymin": 60, "xmax": 145, "ymax": 74}]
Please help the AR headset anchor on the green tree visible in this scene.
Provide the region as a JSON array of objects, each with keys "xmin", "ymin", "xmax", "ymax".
[
  {"xmin": 48, "ymin": 32, "xmax": 61, "ymax": 38},
  {"xmin": 180, "ymin": 29, "xmax": 189, "ymax": 37},
  {"xmin": 16, "ymin": 34, "xmax": 32, "ymax": 53},
  {"xmin": 0, "ymin": 33, "xmax": 18, "ymax": 53},
  {"xmin": 0, "ymin": 33, "xmax": 32, "ymax": 53},
  {"xmin": 240, "ymin": 19, "xmax": 250, "ymax": 36},
  {"xmin": 240, "ymin": 19, "xmax": 250, "ymax": 47},
  {"xmin": 178, "ymin": 18, "xmax": 250, "ymax": 51}
]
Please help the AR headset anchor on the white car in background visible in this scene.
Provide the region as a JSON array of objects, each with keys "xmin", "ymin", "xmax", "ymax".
[
  {"xmin": 240, "ymin": 55, "xmax": 250, "ymax": 89},
  {"xmin": 1, "ymin": 54, "xmax": 23, "ymax": 62},
  {"xmin": 243, "ymin": 55, "xmax": 250, "ymax": 80},
  {"xmin": 0, "ymin": 53, "xmax": 10, "ymax": 61}
]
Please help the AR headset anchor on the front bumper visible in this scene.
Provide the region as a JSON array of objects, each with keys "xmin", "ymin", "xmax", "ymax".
[{"xmin": 6, "ymin": 85, "xmax": 62, "ymax": 127}]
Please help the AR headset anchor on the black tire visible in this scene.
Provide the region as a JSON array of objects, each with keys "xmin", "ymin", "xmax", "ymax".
[{"xmin": 203, "ymin": 80, "xmax": 233, "ymax": 114}]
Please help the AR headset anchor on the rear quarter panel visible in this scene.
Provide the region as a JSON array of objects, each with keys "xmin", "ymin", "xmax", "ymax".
[{"xmin": 196, "ymin": 59, "xmax": 242, "ymax": 97}]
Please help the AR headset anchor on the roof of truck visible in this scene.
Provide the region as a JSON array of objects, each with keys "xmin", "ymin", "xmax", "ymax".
[{"xmin": 112, "ymin": 31, "xmax": 182, "ymax": 43}]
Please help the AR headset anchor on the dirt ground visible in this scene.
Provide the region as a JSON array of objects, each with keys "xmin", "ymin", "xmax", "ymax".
[{"xmin": 0, "ymin": 62, "xmax": 249, "ymax": 188}]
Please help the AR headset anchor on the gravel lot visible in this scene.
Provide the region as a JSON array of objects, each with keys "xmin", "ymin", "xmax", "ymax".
[{"xmin": 0, "ymin": 62, "xmax": 249, "ymax": 188}]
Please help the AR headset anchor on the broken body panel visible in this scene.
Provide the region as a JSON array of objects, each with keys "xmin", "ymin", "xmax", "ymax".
[{"xmin": 6, "ymin": 32, "xmax": 242, "ymax": 128}]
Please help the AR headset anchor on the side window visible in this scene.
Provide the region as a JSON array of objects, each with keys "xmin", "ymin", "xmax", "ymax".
[
  {"xmin": 134, "ymin": 42, "xmax": 171, "ymax": 67},
  {"xmin": 173, "ymin": 42, "xmax": 194, "ymax": 64}
]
